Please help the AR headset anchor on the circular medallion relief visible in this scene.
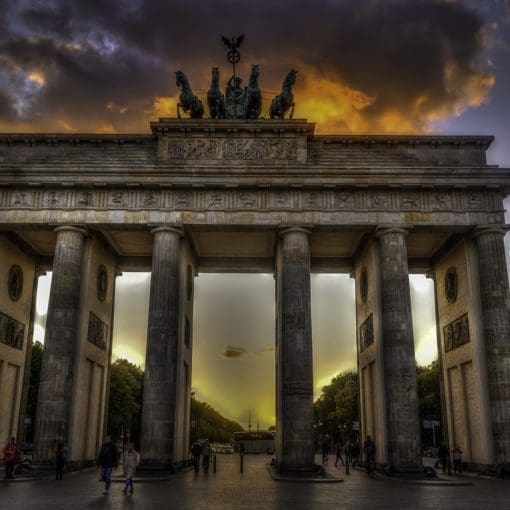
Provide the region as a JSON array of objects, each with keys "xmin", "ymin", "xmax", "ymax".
[
  {"xmin": 97, "ymin": 265, "xmax": 108, "ymax": 302},
  {"xmin": 444, "ymin": 266, "xmax": 457, "ymax": 303},
  {"xmin": 8, "ymin": 265, "xmax": 23, "ymax": 301},
  {"xmin": 360, "ymin": 267, "xmax": 368, "ymax": 303}
]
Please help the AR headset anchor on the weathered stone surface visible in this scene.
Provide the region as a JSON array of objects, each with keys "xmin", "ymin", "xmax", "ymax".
[
  {"xmin": 276, "ymin": 227, "xmax": 315, "ymax": 471},
  {"xmin": 34, "ymin": 226, "xmax": 87, "ymax": 462},
  {"xmin": 376, "ymin": 227, "xmax": 422, "ymax": 469},
  {"xmin": 141, "ymin": 226, "xmax": 183, "ymax": 466},
  {"xmin": 474, "ymin": 227, "xmax": 510, "ymax": 464}
]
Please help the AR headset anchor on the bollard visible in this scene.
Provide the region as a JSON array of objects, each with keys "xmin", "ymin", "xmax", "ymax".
[
  {"xmin": 240, "ymin": 453, "xmax": 244, "ymax": 473},
  {"xmin": 345, "ymin": 455, "xmax": 350, "ymax": 475},
  {"xmin": 213, "ymin": 454, "xmax": 217, "ymax": 473}
]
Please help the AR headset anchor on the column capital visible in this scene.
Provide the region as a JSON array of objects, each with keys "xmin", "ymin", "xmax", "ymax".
[
  {"xmin": 472, "ymin": 225, "xmax": 508, "ymax": 239},
  {"xmin": 375, "ymin": 226, "xmax": 410, "ymax": 239},
  {"xmin": 279, "ymin": 226, "xmax": 312, "ymax": 238},
  {"xmin": 53, "ymin": 225, "xmax": 88, "ymax": 236},
  {"xmin": 150, "ymin": 226, "xmax": 184, "ymax": 237}
]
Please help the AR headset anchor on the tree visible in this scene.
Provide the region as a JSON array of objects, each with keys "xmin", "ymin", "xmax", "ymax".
[
  {"xmin": 314, "ymin": 371, "xmax": 359, "ymax": 444},
  {"xmin": 190, "ymin": 397, "xmax": 244, "ymax": 443},
  {"xmin": 25, "ymin": 341, "xmax": 43, "ymax": 443},
  {"xmin": 416, "ymin": 360, "xmax": 441, "ymax": 420},
  {"xmin": 107, "ymin": 359, "xmax": 144, "ymax": 445}
]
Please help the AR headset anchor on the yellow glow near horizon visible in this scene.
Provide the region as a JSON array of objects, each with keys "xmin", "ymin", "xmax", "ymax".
[{"xmin": 33, "ymin": 271, "xmax": 440, "ymax": 428}]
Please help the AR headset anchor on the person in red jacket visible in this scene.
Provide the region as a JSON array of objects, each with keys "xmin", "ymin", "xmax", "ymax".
[{"xmin": 3, "ymin": 437, "xmax": 18, "ymax": 479}]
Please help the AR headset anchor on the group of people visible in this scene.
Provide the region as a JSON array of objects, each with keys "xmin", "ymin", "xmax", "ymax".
[
  {"xmin": 437, "ymin": 443, "xmax": 464, "ymax": 475},
  {"xmin": 321, "ymin": 437, "xmax": 361, "ymax": 468},
  {"xmin": 190, "ymin": 439, "xmax": 213, "ymax": 473},
  {"xmin": 97, "ymin": 435, "xmax": 140, "ymax": 495}
]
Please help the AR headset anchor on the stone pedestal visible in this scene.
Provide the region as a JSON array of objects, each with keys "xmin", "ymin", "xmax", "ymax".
[
  {"xmin": 276, "ymin": 228, "xmax": 315, "ymax": 472},
  {"xmin": 141, "ymin": 226, "xmax": 183, "ymax": 466},
  {"xmin": 375, "ymin": 227, "xmax": 421, "ymax": 469},
  {"xmin": 34, "ymin": 226, "xmax": 87, "ymax": 462},
  {"xmin": 474, "ymin": 227, "xmax": 510, "ymax": 464}
]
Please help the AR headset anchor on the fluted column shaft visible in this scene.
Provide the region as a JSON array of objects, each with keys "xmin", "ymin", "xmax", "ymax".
[
  {"xmin": 141, "ymin": 227, "xmax": 182, "ymax": 466},
  {"xmin": 376, "ymin": 227, "xmax": 421, "ymax": 468},
  {"xmin": 34, "ymin": 226, "xmax": 87, "ymax": 462},
  {"xmin": 277, "ymin": 228, "xmax": 314, "ymax": 471},
  {"xmin": 474, "ymin": 227, "xmax": 510, "ymax": 464}
]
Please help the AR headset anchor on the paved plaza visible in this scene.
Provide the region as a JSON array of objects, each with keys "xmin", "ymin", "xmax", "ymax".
[{"xmin": 1, "ymin": 455, "xmax": 510, "ymax": 510}]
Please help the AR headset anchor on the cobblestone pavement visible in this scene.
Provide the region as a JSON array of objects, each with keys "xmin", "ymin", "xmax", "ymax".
[{"xmin": 1, "ymin": 454, "xmax": 510, "ymax": 510}]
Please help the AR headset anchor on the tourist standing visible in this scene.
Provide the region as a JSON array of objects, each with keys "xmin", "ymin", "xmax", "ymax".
[
  {"xmin": 452, "ymin": 444, "xmax": 463, "ymax": 475},
  {"xmin": 122, "ymin": 443, "xmax": 140, "ymax": 494},
  {"xmin": 3, "ymin": 437, "xmax": 17, "ymax": 479},
  {"xmin": 364, "ymin": 435, "xmax": 376, "ymax": 476},
  {"xmin": 202, "ymin": 439, "xmax": 212, "ymax": 473},
  {"xmin": 97, "ymin": 435, "xmax": 117, "ymax": 495},
  {"xmin": 55, "ymin": 442, "xmax": 65, "ymax": 480}
]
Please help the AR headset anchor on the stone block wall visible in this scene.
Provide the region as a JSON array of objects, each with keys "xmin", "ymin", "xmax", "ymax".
[
  {"xmin": 435, "ymin": 240, "xmax": 493, "ymax": 467},
  {"xmin": 354, "ymin": 239, "xmax": 387, "ymax": 464},
  {"xmin": 0, "ymin": 236, "xmax": 35, "ymax": 445}
]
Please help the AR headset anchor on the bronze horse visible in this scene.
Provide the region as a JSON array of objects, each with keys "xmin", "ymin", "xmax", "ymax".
[
  {"xmin": 176, "ymin": 71, "xmax": 204, "ymax": 119},
  {"xmin": 207, "ymin": 67, "xmax": 225, "ymax": 119},
  {"xmin": 269, "ymin": 69, "xmax": 297, "ymax": 119},
  {"xmin": 245, "ymin": 64, "xmax": 261, "ymax": 119}
]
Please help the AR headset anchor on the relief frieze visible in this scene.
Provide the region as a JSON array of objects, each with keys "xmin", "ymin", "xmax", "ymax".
[
  {"xmin": 359, "ymin": 313, "xmax": 374, "ymax": 352},
  {"xmin": 87, "ymin": 311, "xmax": 108, "ymax": 351},
  {"xmin": 443, "ymin": 313, "xmax": 469, "ymax": 353},
  {"xmin": 0, "ymin": 311, "xmax": 25, "ymax": 350},
  {"xmin": 167, "ymin": 137, "xmax": 297, "ymax": 160}
]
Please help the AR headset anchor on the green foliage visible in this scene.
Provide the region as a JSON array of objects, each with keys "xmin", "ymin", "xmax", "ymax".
[
  {"xmin": 25, "ymin": 341, "xmax": 43, "ymax": 443},
  {"xmin": 107, "ymin": 359, "xmax": 144, "ymax": 446},
  {"xmin": 190, "ymin": 397, "xmax": 244, "ymax": 443},
  {"xmin": 314, "ymin": 371, "xmax": 359, "ymax": 442},
  {"xmin": 416, "ymin": 359, "xmax": 441, "ymax": 420}
]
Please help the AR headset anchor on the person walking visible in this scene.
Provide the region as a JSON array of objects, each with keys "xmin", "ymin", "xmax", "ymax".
[
  {"xmin": 190, "ymin": 441, "xmax": 202, "ymax": 473},
  {"xmin": 437, "ymin": 443, "xmax": 450, "ymax": 474},
  {"xmin": 55, "ymin": 443, "xmax": 65, "ymax": 480},
  {"xmin": 3, "ymin": 437, "xmax": 17, "ymax": 479},
  {"xmin": 452, "ymin": 444, "xmax": 463, "ymax": 475},
  {"xmin": 334, "ymin": 439, "xmax": 345, "ymax": 467},
  {"xmin": 97, "ymin": 435, "xmax": 118, "ymax": 495},
  {"xmin": 202, "ymin": 439, "xmax": 212, "ymax": 473},
  {"xmin": 363, "ymin": 435, "xmax": 376, "ymax": 477},
  {"xmin": 122, "ymin": 443, "xmax": 139, "ymax": 495}
]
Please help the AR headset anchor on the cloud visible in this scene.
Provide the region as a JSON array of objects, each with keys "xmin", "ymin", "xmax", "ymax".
[
  {"xmin": 221, "ymin": 345, "xmax": 247, "ymax": 359},
  {"xmin": 0, "ymin": 0, "xmax": 496, "ymax": 133}
]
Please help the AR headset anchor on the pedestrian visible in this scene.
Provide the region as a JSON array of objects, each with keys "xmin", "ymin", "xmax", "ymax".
[
  {"xmin": 190, "ymin": 441, "xmax": 202, "ymax": 473},
  {"xmin": 334, "ymin": 439, "xmax": 345, "ymax": 467},
  {"xmin": 321, "ymin": 436, "xmax": 330, "ymax": 464},
  {"xmin": 437, "ymin": 443, "xmax": 450, "ymax": 474},
  {"xmin": 363, "ymin": 435, "xmax": 376, "ymax": 476},
  {"xmin": 122, "ymin": 443, "xmax": 139, "ymax": 495},
  {"xmin": 97, "ymin": 434, "xmax": 118, "ymax": 495},
  {"xmin": 3, "ymin": 437, "xmax": 17, "ymax": 479},
  {"xmin": 55, "ymin": 442, "xmax": 65, "ymax": 480},
  {"xmin": 452, "ymin": 444, "xmax": 463, "ymax": 475},
  {"xmin": 202, "ymin": 439, "xmax": 212, "ymax": 473},
  {"xmin": 350, "ymin": 440, "xmax": 360, "ymax": 467}
]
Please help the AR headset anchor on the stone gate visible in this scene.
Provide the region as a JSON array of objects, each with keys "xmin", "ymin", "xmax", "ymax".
[{"xmin": 0, "ymin": 118, "xmax": 509, "ymax": 472}]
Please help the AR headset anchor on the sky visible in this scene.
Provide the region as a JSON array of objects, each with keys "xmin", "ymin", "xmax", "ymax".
[{"xmin": 4, "ymin": 0, "xmax": 510, "ymax": 428}]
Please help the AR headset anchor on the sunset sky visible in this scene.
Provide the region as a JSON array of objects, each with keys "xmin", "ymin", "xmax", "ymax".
[{"xmin": 3, "ymin": 0, "xmax": 510, "ymax": 429}]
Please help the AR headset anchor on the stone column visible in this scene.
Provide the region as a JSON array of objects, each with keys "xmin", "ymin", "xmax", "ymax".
[
  {"xmin": 473, "ymin": 227, "xmax": 510, "ymax": 464},
  {"xmin": 277, "ymin": 227, "xmax": 315, "ymax": 471},
  {"xmin": 141, "ymin": 226, "xmax": 182, "ymax": 466},
  {"xmin": 34, "ymin": 226, "xmax": 87, "ymax": 462},
  {"xmin": 375, "ymin": 227, "xmax": 421, "ymax": 469}
]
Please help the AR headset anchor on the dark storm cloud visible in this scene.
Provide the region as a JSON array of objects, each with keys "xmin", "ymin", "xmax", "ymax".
[
  {"xmin": 222, "ymin": 346, "xmax": 247, "ymax": 359},
  {"xmin": 0, "ymin": 0, "xmax": 495, "ymax": 132}
]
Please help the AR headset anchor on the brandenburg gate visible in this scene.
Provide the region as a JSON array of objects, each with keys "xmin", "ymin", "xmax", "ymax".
[{"xmin": 1, "ymin": 117, "xmax": 509, "ymax": 473}]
